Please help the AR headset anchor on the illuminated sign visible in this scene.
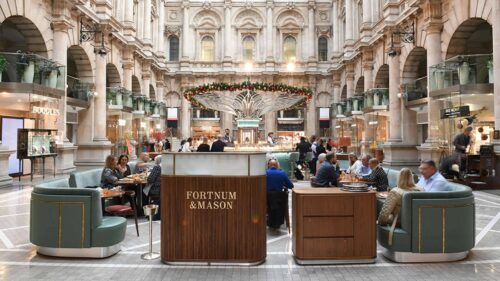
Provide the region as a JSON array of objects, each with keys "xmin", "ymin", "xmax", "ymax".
[{"xmin": 32, "ymin": 106, "xmax": 60, "ymax": 116}]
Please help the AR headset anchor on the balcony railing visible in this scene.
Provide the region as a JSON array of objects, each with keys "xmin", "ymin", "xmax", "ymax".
[
  {"xmin": 403, "ymin": 76, "xmax": 427, "ymax": 102},
  {"xmin": 67, "ymin": 75, "xmax": 92, "ymax": 102},
  {"xmin": 429, "ymin": 54, "xmax": 493, "ymax": 92},
  {"xmin": 106, "ymin": 87, "xmax": 135, "ymax": 109},
  {"xmin": 332, "ymin": 101, "xmax": 347, "ymax": 117},
  {"xmin": 347, "ymin": 95, "xmax": 364, "ymax": 114},
  {"xmin": 363, "ymin": 88, "xmax": 389, "ymax": 108},
  {"xmin": 0, "ymin": 51, "xmax": 65, "ymax": 90}
]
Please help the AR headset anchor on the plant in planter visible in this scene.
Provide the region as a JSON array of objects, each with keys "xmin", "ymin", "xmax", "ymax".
[
  {"xmin": 487, "ymin": 59, "xmax": 494, "ymax": 84},
  {"xmin": 0, "ymin": 54, "xmax": 7, "ymax": 82},
  {"xmin": 16, "ymin": 51, "xmax": 37, "ymax": 83},
  {"xmin": 106, "ymin": 89, "xmax": 117, "ymax": 105},
  {"xmin": 457, "ymin": 56, "xmax": 470, "ymax": 85},
  {"xmin": 39, "ymin": 60, "xmax": 60, "ymax": 88},
  {"xmin": 115, "ymin": 88, "xmax": 123, "ymax": 105}
]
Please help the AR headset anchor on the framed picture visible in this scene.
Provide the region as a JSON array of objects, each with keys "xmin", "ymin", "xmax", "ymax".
[{"xmin": 494, "ymin": 130, "xmax": 500, "ymax": 140}]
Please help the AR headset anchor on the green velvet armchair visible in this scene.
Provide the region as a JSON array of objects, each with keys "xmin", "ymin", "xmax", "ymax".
[
  {"xmin": 30, "ymin": 185, "xmax": 127, "ymax": 258},
  {"xmin": 377, "ymin": 182, "xmax": 475, "ymax": 262}
]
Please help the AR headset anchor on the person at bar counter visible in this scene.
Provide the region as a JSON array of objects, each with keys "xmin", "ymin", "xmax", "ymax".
[
  {"xmin": 378, "ymin": 168, "xmax": 422, "ymax": 245},
  {"xmin": 362, "ymin": 159, "xmax": 388, "ymax": 191},
  {"xmin": 146, "ymin": 155, "xmax": 162, "ymax": 220},
  {"xmin": 295, "ymin": 136, "xmax": 311, "ymax": 165},
  {"xmin": 101, "ymin": 155, "xmax": 121, "ymax": 188},
  {"xmin": 116, "ymin": 154, "xmax": 132, "ymax": 178},
  {"xmin": 196, "ymin": 137, "xmax": 210, "ymax": 152},
  {"xmin": 223, "ymin": 128, "xmax": 234, "ymax": 146},
  {"xmin": 266, "ymin": 159, "xmax": 293, "ymax": 231},
  {"xmin": 439, "ymin": 154, "xmax": 461, "ymax": 179},
  {"xmin": 417, "ymin": 160, "xmax": 449, "ymax": 192},
  {"xmin": 210, "ymin": 134, "xmax": 226, "ymax": 152},
  {"xmin": 181, "ymin": 137, "xmax": 193, "ymax": 152},
  {"xmin": 267, "ymin": 132, "xmax": 275, "ymax": 146},
  {"xmin": 453, "ymin": 126, "xmax": 473, "ymax": 172},
  {"xmin": 314, "ymin": 152, "xmax": 340, "ymax": 187},
  {"xmin": 134, "ymin": 152, "xmax": 151, "ymax": 174}
]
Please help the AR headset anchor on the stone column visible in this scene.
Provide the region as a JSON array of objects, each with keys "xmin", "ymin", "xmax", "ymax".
[
  {"xmin": 265, "ymin": 2, "xmax": 274, "ymax": 67},
  {"xmin": 157, "ymin": 0, "xmax": 165, "ymax": 57},
  {"xmin": 142, "ymin": 72, "xmax": 151, "ymax": 98},
  {"xmin": 137, "ymin": 0, "xmax": 144, "ymax": 39},
  {"xmin": 332, "ymin": 0, "xmax": 340, "ymax": 58},
  {"xmin": 221, "ymin": 112, "xmax": 233, "ymax": 135},
  {"xmin": 180, "ymin": 96, "xmax": 191, "ymax": 139},
  {"xmin": 124, "ymin": 0, "xmax": 134, "ymax": 30},
  {"xmin": 143, "ymin": 0, "xmax": 152, "ymax": 46},
  {"xmin": 307, "ymin": 2, "xmax": 316, "ymax": 60},
  {"xmin": 223, "ymin": 3, "xmax": 232, "ymax": 62},
  {"xmin": 492, "ymin": 0, "xmax": 500, "ymax": 173},
  {"xmin": 51, "ymin": 20, "xmax": 77, "ymax": 173},
  {"xmin": 361, "ymin": 0, "xmax": 372, "ymax": 40},
  {"xmin": 371, "ymin": 0, "xmax": 380, "ymax": 23},
  {"xmin": 331, "ymin": 73, "xmax": 341, "ymax": 138},
  {"xmin": 156, "ymin": 81, "xmax": 165, "ymax": 130},
  {"xmin": 94, "ymin": 50, "xmax": 108, "ymax": 142},
  {"xmin": 180, "ymin": 2, "xmax": 190, "ymax": 71},
  {"xmin": 264, "ymin": 112, "xmax": 277, "ymax": 137},
  {"xmin": 306, "ymin": 77, "xmax": 317, "ymax": 136},
  {"xmin": 387, "ymin": 52, "xmax": 401, "ymax": 142},
  {"xmin": 361, "ymin": 61, "xmax": 374, "ymax": 154},
  {"xmin": 345, "ymin": 0, "xmax": 354, "ymax": 46}
]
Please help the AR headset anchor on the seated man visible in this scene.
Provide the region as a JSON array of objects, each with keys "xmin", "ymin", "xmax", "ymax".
[
  {"xmin": 439, "ymin": 154, "xmax": 461, "ymax": 180},
  {"xmin": 316, "ymin": 153, "xmax": 327, "ymax": 173},
  {"xmin": 362, "ymin": 159, "xmax": 389, "ymax": 191},
  {"xmin": 418, "ymin": 160, "xmax": 449, "ymax": 192},
  {"xmin": 351, "ymin": 154, "xmax": 372, "ymax": 176},
  {"xmin": 134, "ymin": 152, "xmax": 151, "ymax": 174},
  {"xmin": 266, "ymin": 159, "xmax": 294, "ymax": 231},
  {"xmin": 314, "ymin": 152, "xmax": 339, "ymax": 187}
]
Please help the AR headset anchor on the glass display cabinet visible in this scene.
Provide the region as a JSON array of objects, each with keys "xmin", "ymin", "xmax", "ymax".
[{"xmin": 17, "ymin": 129, "xmax": 58, "ymax": 181}]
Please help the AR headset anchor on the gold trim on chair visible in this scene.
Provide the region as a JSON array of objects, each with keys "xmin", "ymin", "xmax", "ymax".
[
  {"xmin": 31, "ymin": 198, "xmax": 86, "ymax": 248},
  {"xmin": 417, "ymin": 203, "xmax": 473, "ymax": 253}
]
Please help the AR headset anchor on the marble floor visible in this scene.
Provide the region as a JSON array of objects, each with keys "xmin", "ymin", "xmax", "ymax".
[{"xmin": 1, "ymin": 177, "xmax": 500, "ymax": 280}]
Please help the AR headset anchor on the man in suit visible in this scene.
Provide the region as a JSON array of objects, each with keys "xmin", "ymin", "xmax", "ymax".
[
  {"xmin": 266, "ymin": 159, "xmax": 293, "ymax": 231},
  {"xmin": 210, "ymin": 135, "xmax": 226, "ymax": 152}
]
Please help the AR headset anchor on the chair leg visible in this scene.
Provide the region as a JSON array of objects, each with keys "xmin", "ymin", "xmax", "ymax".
[{"xmin": 131, "ymin": 196, "xmax": 140, "ymax": 237}]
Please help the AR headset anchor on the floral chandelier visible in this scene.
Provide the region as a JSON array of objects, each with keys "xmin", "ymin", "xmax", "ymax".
[{"xmin": 184, "ymin": 81, "xmax": 312, "ymax": 119}]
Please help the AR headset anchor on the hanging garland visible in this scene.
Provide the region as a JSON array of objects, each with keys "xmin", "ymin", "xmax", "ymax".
[{"xmin": 183, "ymin": 81, "xmax": 313, "ymax": 108}]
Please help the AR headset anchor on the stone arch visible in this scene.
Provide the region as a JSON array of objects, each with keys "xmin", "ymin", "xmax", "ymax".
[
  {"xmin": 132, "ymin": 75, "xmax": 141, "ymax": 95},
  {"xmin": 164, "ymin": 91, "xmax": 181, "ymax": 108},
  {"xmin": 445, "ymin": 18, "xmax": 492, "ymax": 59},
  {"xmin": 374, "ymin": 64, "xmax": 389, "ymax": 88},
  {"xmin": 0, "ymin": 16, "xmax": 48, "ymax": 56},
  {"xmin": 355, "ymin": 76, "xmax": 364, "ymax": 94},
  {"xmin": 67, "ymin": 45, "xmax": 94, "ymax": 82},
  {"xmin": 106, "ymin": 63, "xmax": 121, "ymax": 87},
  {"xmin": 316, "ymin": 92, "xmax": 332, "ymax": 107},
  {"xmin": 441, "ymin": 0, "xmax": 493, "ymax": 60},
  {"xmin": 401, "ymin": 47, "xmax": 427, "ymax": 84},
  {"xmin": 192, "ymin": 10, "xmax": 222, "ymax": 29},
  {"xmin": 233, "ymin": 9, "xmax": 264, "ymax": 29},
  {"xmin": 149, "ymin": 84, "xmax": 156, "ymax": 100},
  {"xmin": 340, "ymin": 85, "xmax": 347, "ymax": 101},
  {"xmin": 275, "ymin": 9, "xmax": 305, "ymax": 28}
]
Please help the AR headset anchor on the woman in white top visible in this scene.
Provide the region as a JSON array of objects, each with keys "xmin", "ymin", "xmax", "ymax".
[{"xmin": 181, "ymin": 137, "xmax": 192, "ymax": 152}]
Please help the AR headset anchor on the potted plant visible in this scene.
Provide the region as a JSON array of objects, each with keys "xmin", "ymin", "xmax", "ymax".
[
  {"xmin": 487, "ymin": 59, "xmax": 494, "ymax": 83},
  {"xmin": 106, "ymin": 88, "xmax": 117, "ymax": 105},
  {"xmin": 457, "ymin": 57, "xmax": 470, "ymax": 85},
  {"xmin": 381, "ymin": 89, "xmax": 389, "ymax": 105},
  {"xmin": 0, "ymin": 54, "xmax": 7, "ymax": 82},
  {"xmin": 40, "ymin": 60, "xmax": 60, "ymax": 88},
  {"xmin": 373, "ymin": 90, "xmax": 380, "ymax": 106},
  {"xmin": 364, "ymin": 91, "xmax": 373, "ymax": 107},
  {"xmin": 16, "ymin": 51, "xmax": 36, "ymax": 83},
  {"xmin": 115, "ymin": 88, "xmax": 123, "ymax": 105}
]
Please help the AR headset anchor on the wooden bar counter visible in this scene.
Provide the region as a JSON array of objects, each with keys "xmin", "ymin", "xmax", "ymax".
[
  {"xmin": 160, "ymin": 152, "xmax": 267, "ymax": 265},
  {"xmin": 292, "ymin": 188, "xmax": 376, "ymax": 264}
]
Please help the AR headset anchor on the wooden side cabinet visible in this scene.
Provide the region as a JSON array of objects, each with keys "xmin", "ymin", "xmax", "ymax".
[{"xmin": 292, "ymin": 188, "xmax": 376, "ymax": 264}]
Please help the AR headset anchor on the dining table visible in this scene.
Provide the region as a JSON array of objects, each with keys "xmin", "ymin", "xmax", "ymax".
[{"xmin": 115, "ymin": 175, "xmax": 148, "ymax": 215}]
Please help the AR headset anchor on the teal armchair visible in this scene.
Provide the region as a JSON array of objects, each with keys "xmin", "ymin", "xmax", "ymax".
[
  {"xmin": 378, "ymin": 182, "xmax": 475, "ymax": 262},
  {"xmin": 30, "ymin": 185, "xmax": 127, "ymax": 258},
  {"xmin": 69, "ymin": 169, "xmax": 102, "ymax": 188}
]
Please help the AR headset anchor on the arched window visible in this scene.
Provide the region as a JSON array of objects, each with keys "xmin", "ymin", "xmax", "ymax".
[
  {"xmin": 283, "ymin": 36, "xmax": 297, "ymax": 63},
  {"xmin": 169, "ymin": 35, "xmax": 179, "ymax": 61},
  {"xmin": 242, "ymin": 36, "xmax": 255, "ymax": 62},
  {"xmin": 201, "ymin": 36, "xmax": 215, "ymax": 61},
  {"xmin": 318, "ymin": 37, "xmax": 328, "ymax": 61}
]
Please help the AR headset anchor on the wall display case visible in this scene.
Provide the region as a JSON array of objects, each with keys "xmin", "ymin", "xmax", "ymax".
[{"xmin": 17, "ymin": 129, "xmax": 57, "ymax": 159}]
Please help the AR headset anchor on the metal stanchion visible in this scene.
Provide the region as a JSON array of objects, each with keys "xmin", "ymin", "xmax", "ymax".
[{"xmin": 141, "ymin": 204, "xmax": 160, "ymax": 260}]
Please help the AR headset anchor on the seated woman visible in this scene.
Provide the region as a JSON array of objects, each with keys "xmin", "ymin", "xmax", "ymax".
[
  {"xmin": 116, "ymin": 154, "xmax": 131, "ymax": 178},
  {"xmin": 147, "ymin": 155, "xmax": 162, "ymax": 220},
  {"xmin": 101, "ymin": 155, "xmax": 121, "ymax": 188},
  {"xmin": 362, "ymin": 159, "xmax": 388, "ymax": 191},
  {"xmin": 378, "ymin": 168, "xmax": 423, "ymax": 244}
]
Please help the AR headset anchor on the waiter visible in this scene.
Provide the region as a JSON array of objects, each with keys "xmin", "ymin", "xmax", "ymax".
[
  {"xmin": 453, "ymin": 126, "xmax": 473, "ymax": 172},
  {"xmin": 223, "ymin": 128, "xmax": 234, "ymax": 146}
]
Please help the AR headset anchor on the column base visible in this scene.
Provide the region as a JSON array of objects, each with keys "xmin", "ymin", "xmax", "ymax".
[
  {"xmin": 0, "ymin": 146, "xmax": 14, "ymax": 187},
  {"xmin": 45, "ymin": 143, "xmax": 78, "ymax": 174},
  {"xmin": 382, "ymin": 143, "xmax": 420, "ymax": 172},
  {"xmin": 265, "ymin": 58, "xmax": 275, "ymax": 71},
  {"xmin": 75, "ymin": 142, "xmax": 113, "ymax": 166},
  {"xmin": 417, "ymin": 142, "xmax": 447, "ymax": 164}
]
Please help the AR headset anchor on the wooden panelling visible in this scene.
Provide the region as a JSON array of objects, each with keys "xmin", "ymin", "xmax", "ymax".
[
  {"xmin": 303, "ymin": 238, "xmax": 354, "ymax": 258},
  {"xmin": 302, "ymin": 196, "xmax": 353, "ymax": 216},
  {"xmin": 293, "ymin": 188, "xmax": 376, "ymax": 262},
  {"xmin": 303, "ymin": 217, "xmax": 354, "ymax": 237},
  {"xmin": 161, "ymin": 175, "xmax": 267, "ymax": 263}
]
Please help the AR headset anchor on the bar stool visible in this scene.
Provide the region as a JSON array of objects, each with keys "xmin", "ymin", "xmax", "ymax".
[{"xmin": 105, "ymin": 191, "xmax": 139, "ymax": 236}]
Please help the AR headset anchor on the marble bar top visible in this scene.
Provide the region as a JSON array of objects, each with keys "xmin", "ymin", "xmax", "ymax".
[{"xmin": 161, "ymin": 152, "xmax": 267, "ymax": 176}]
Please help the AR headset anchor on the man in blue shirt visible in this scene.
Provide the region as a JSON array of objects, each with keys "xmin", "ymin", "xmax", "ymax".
[
  {"xmin": 417, "ymin": 160, "xmax": 449, "ymax": 192},
  {"xmin": 266, "ymin": 159, "xmax": 293, "ymax": 230}
]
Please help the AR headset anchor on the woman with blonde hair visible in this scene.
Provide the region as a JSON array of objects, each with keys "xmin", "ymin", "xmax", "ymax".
[{"xmin": 378, "ymin": 168, "xmax": 422, "ymax": 245}]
